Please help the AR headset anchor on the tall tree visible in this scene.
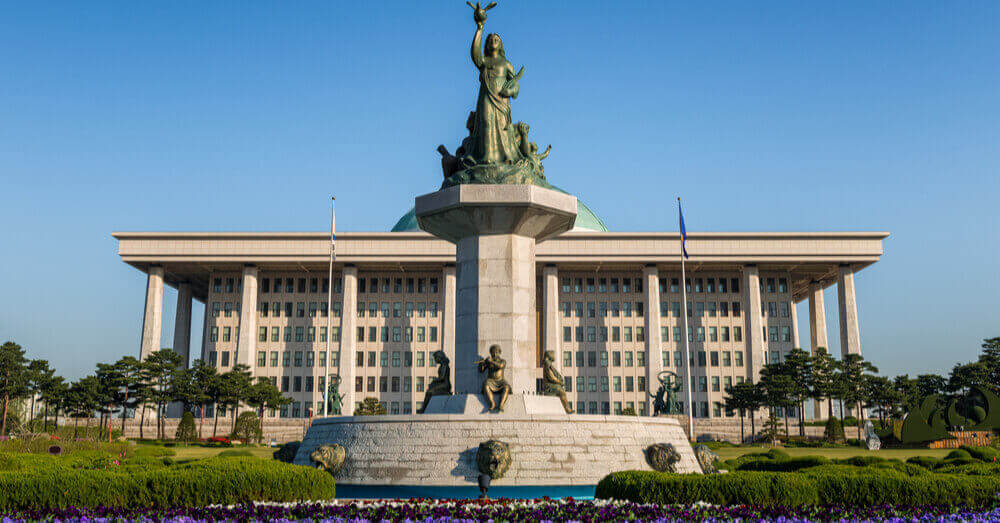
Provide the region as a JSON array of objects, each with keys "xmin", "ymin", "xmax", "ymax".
[
  {"xmin": 839, "ymin": 353, "xmax": 878, "ymax": 441},
  {"xmin": 863, "ymin": 375, "xmax": 900, "ymax": 429},
  {"xmin": 809, "ymin": 347, "xmax": 838, "ymax": 420},
  {"xmin": 218, "ymin": 365, "xmax": 253, "ymax": 433},
  {"xmin": 67, "ymin": 376, "xmax": 101, "ymax": 438},
  {"xmin": 143, "ymin": 350, "xmax": 183, "ymax": 440},
  {"xmin": 979, "ymin": 337, "xmax": 1000, "ymax": 391},
  {"xmin": 25, "ymin": 359, "xmax": 54, "ymax": 430},
  {"xmin": 0, "ymin": 342, "xmax": 30, "ymax": 435},
  {"xmin": 893, "ymin": 374, "xmax": 921, "ymax": 414},
  {"xmin": 115, "ymin": 356, "xmax": 143, "ymax": 435},
  {"xmin": 245, "ymin": 378, "xmax": 289, "ymax": 443},
  {"xmin": 95, "ymin": 362, "xmax": 127, "ymax": 441},
  {"xmin": 189, "ymin": 359, "xmax": 217, "ymax": 439},
  {"xmin": 38, "ymin": 373, "xmax": 66, "ymax": 432},
  {"xmin": 723, "ymin": 382, "xmax": 759, "ymax": 443},
  {"xmin": 757, "ymin": 363, "xmax": 796, "ymax": 438},
  {"xmin": 915, "ymin": 374, "xmax": 947, "ymax": 399},
  {"xmin": 781, "ymin": 348, "xmax": 813, "ymax": 437}
]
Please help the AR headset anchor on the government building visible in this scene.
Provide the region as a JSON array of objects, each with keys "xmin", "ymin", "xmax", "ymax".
[{"xmin": 114, "ymin": 198, "xmax": 886, "ymax": 432}]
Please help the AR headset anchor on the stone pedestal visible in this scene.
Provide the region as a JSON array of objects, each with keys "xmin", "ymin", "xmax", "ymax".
[{"xmin": 415, "ymin": 185, "xmax": 577, "ymax": 395}]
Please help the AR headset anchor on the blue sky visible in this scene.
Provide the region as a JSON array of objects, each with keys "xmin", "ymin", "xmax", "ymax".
[{"xmin": 1, "ymin": 1, "xmax": 997, "ymax": 380}]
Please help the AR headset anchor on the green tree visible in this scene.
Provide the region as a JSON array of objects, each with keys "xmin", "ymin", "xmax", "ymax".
[
  {"xmin": 863, "ymin": 375, "xmax": 900, "ymax": 429},
  {"xmin": 232, "ymin": 411, "xmax": 262, "ymax": 444},
  {"xmin": 915, "ymin": 373, "xmax": 947, "ymax": 398},
  {"xmin": 143, "ymin": 349, "xmax": 183, "ymax": 440},
  {"xmin": 189, "ymin": 359, "xmax": 217, "ymax": 439},
  {"xmin": 723, "ymin": 381, "xmax": 759, "ymax": 443},
  {"xmin": 114, "ymin": 356, "xmax": 143, "ymax": 436},
  {"xmin": 757, "ymin": 364, "xmax": 796, "ymax": 438},
  {"xmin": 978, "ymin": 337, "xmax": 1000, "ymax": 391},
  {"xmin": 67, "ymin": 376, "xmax": 101, "ymax": 438},
  {"xmin": 839, "ymin": 353, "xmax": 878, "ymax": 441},
  {"xmin": 947, "ymin": 361, "xmax": 990, "ymax": 395},
  {"xmin": 95, "ymin": 361, "xmax": 128, "ymax": 441},
  {"xmin": 175, "ymin": 411, "xmax": 197, "ymax": 444},
  {"xmin": 893, "ymin": 374, "xmax": 921, "ymax": 414},
  {"xmin": 246, "ymin": 377, "xmax": 289, "ymax": 435},
  {"xmin": 218, "ymin": 364, "xmax": 253, "ymax": 433},
  {"xmin": 0, "ymin": 342, "xmax": 30, "ymax": 435},
  {"xmin": 355, "ymin": 397, "xmax": 386, "ymax": 415},
  {"xmin": 781, "ymin": 348, "xmax": 813, "ymax": 437},
  {"xmin": 25, "ymin": 359, "xmax": 54, "ymax": 430},
  {"xmin": 38, "ymin": 374, "xmax": 66, "ymax": 432},
  {"xmin": 809, "ymin": 347, "xmax": 839, "ymax": 420}
]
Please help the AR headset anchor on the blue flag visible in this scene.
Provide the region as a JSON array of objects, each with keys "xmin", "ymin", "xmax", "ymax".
[{"xmin": 679, "ymin": 201, "xmax": 689, "ymax": 259}]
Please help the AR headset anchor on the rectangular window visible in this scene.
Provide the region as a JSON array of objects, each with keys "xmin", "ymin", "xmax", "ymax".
[
  {"xmin": 600, "ymin": 376, "xmax": 609, "ymax": 392},
  {"xmin": 256, "ymin": 351, "xmax": 266, "ymax": 367},
  {"xmin": 392, "ymin": 351, "xmax": 401, "ymax": 367},
  {"xmin": 612, "ymin": 327, "xmax": 620, "ymax": 342},
  {"xmin": 588, "ymin": 351, "xmax": 597, "ymax": 367},
  {"xmin": 709, "ymin": 326, "xmax": 718, "ymax": 342},
  {"xmin": 735, "ymin": 350, "xmax": 744, "ymax": 366},
  {"xmin": 416, "ymin": 351, "xmax": 425, "ymax": 367},
  {"xmin": 624, "ymin": 327, "xmax": 632, "ymax": 342},
  {"xmin": 587, "ymin": 327, "xmax": 596, "ymax": 343},
  {"xmin": 576, "ymin": 376, "xmax": 584, "ymax": 392},
  {"xmin": 295, "ymin": 326, "xmax": 304, "ymax": 342},
  {"xmin": 575, "ymin": 326, "xmax": 583, "ymax": 342},
  {"xmin": 626, "ymin": 376, "xmax": 634, "ymax": 392},
  {"xmin": 637, "ymin": 327, "xmax": 645, "ymax": 342},
  {"xmin": 588, "ymin": 377, "xmax": 597, "ymax": 392},
  {"xmin": 380, "ymin": 351, "xmax": 389, "ymax": 367},
  {"xmin": 563, "ymin": 351, "xmax": 572, "ymax": 368},
  {"xmin": 624, "ymin": 351, "xmax": 633, "ymax": 367},
  {"xmin": 734, "ymin": 326, "xmax": 743, "ymax": 342},
  {"xmin": 600, "ymin": 351, "xmax": 608, "ymax": 367},
  {"xmin": 417, "ymin": 327, "xmax": 425, "ymax": 342},
  {"xmin": 600, "ymin": 327, "xmax": 608, "ymax": 342},
  {"xmin": 710, "ymin": 351, "xmax": 719, "ymax": 366},
  {"xmin": 782, "ymin": 326, "xmax": 792, "ymax": 342},
  {"xmin": 429, "ymin": 327, "xmax": 438, "ymax": 342},
  {"xmin": 721, "ymin": 326, "xmax": 730, "ymax": 342},
  {"xmin": 307, "ymin": 327, "xmax": 316, "ymax": 342},
  {"xmin": 222, "ymin": 326, "xmax": 231, "ymax": 342},
  {"xmin": 722, "ymin": 351, "xmax": 731, "ymax": 366},
  {"xmin": 416, "ymin": 377, "xmax": 425, "ymax": 392},
  {"xmin": 561, "ymin": 278, "xmax": 571, "ymax": 293}
]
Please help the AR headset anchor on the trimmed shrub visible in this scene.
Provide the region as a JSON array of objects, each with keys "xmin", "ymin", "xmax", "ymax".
[
  {"xmin": 232, "ymin": 412, "xmax": 262, "ymax": 444},
  {"xmin": 596, "ymin": 471, "xmax": 818, "ymax": 506},
  {"xmin": 596, "ymin": 469, "xmax": 1000, "ymax": 507},
  {"xmin": 946, "ymin": 449, "xmax": 972, "ymax": 460},
  {"xmin": 273, "ymin": 441, "xmax": 301, "ymax": 463},
  {"xmin": 131, "ymin": 446, "xmax": 175, "ymax": 458},
  {"xmin": 175, "ymin": 412, "xmax": 197, "ymax": 444},
  {"xmin": 960, "ymin": 445, "xmax": 1000, "ymax": 462},
  {"xmin": 0, "ymin": 457, "xmax": 334, "ymax": 509},
  {"xmin": 824, "ymin": 417, "xmax": 845, "ymax": 443},
  {"xmin": 736, "ymin": 456, "xmax": 830, "ymax": 472},
  {"xmin": 217, "ymin": 449, "xmax": 254, "ymax": 458}
]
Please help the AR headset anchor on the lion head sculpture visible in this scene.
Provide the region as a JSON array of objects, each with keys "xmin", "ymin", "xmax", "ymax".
[
  {"xmin": 309, "ymin": 443, "xmax": 346, "ymax": 476},
  {"xmin": 476, "ymin": 439, "xmax": 512, "ymax": 479},
  {"xmin": 645, "ymin": 442, "xmax": 680, "ymax": 473}
]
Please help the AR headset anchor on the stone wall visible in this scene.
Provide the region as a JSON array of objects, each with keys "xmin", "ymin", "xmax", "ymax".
[{"xmin": 293, "ymin": 413, "xmax": 700, "ymax": 486}]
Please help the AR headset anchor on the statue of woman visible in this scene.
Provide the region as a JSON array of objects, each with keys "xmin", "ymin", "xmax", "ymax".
[
  {"xmin": 466, "ymin": 2, "xmax": 524, "ymax": 165},
  {"xmin": 418, "ymin": 350, "xmax": 452, "ymax": 413}
]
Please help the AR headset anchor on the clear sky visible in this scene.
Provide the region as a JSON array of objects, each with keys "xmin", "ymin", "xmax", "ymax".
[{"xmin": 1, "ymin": 1, "xmax": 997, "ymax": 381}]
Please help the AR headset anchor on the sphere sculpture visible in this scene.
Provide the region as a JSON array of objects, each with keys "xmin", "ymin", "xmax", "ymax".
[
  {"xmin": 645, "ymin": 443, "xmax": 681, "ymax": 473},
  {"xmin": 309, "ymin": 443, "xmax": 346, "ymax": 476},
  {"xmin": 476, "ymin": 439, "xmax": 512, "ymax": 479}
]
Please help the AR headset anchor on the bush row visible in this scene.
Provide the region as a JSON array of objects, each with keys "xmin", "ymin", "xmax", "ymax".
[
  {"xmin": 0, "ymin": 457, "xmax": 334, "ymax": 509},
  {"xmin": 596, "ymin": 470, "xmax": 1000, "ymax": 507}
]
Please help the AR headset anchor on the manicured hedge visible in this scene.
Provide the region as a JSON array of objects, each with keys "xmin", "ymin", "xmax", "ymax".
[
  {"xmin": 0, "ymin": 457, "xmax": 334, "ymax": 509},
  {"xmin": 596, "ymin": 470, "xmax": 1000, "ymax": 507}
]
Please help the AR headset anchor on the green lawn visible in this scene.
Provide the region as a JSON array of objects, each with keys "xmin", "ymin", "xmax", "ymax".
[
  {"xmin": 148, "ymin": 444, "xmax": 277, "ymax": 461},
  {"xmin": 711, "ymin": 445, "xmax": 954, "ymax": 461}
]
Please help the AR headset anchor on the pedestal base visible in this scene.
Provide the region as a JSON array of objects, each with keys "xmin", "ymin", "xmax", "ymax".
[
  {"xmin": 293, "ymin": 412, "xmax": 700, "ymax": 486},
  {"xmin": 422, "ymin": 394, "xmax": 566, "ymax": 416}
]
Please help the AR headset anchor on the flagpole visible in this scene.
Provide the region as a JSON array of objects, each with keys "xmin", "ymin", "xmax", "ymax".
[
  {"xmin": 679, "ymin": 197, "xmax": 695, "ymax": 441},
  {"xmin": 322, "ymin": 197, "xmax": 335, "ymax": 417}
]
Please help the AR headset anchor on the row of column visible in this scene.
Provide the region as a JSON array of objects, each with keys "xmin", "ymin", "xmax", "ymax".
[{"xmin": 139, "ymin": 262, "xmax": 861, "ymax": 419}]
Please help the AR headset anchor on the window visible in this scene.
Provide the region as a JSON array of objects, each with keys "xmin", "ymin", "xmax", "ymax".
[
  {"xmin": 769, "ymin": 326, "xmax": 779, "ymax": 342},
  {"xmin": 380, "ymin": 351, "xmax": 389, "ymax": 367},
  {"xmin": 613, "ymin": 351, "xmax": 621, "ymax": 367},
  {"xmin": 636, "ymin": 327, "xmax": 645, "ymax": 342},
  {"xmin": 731, "ymin": 278, "xmax": 740, "ymax": 293},
  {"xmin": 575, "ymin": 327, "xmax": 583, "ymax": 342},
  {"xmin": 712, "ymin": 376, "xmax": 720, "ymax": 392},
  {"xmin": 626, "ymin": 376, "xmax": 634, "ymax": 392},
  {"xmin": 416, "ymin": 351, "xmax": 425, "ymax": 367},
  {"xmin": 587, "ymin": 302, "xmax": 596, "ymax": 318},
  {"xmin": 600, "ymin": 376, "xmax": 609, "ymax": 392},
  {"xmin": 587, "ymin": 327, "xmax": 596, "ymax": 343},
  {"xmin": 295, "ymin": 327, "xmax": 304, "ymax": 342},
  {"xmin": 575, "ymin": 302, "xmax": 583, "ymax": 318},
  {"xmin": 697, "ymin": 351, "xmax": 706, "ymax": 367},
  {"xmin": 294, "ymin": 351, "xmax": 303, "ymax": 367},
  {"xmin": 309, "ymin": 302, "xmax": 317, "ymax": 317},
  {"xmin": 698, "ymin": 376, "xmax": 708, "ymax": 392},
  {"xmin": 430, "ymin": 278, "xmax": 439, "ymax": 293},
  {"xmin": 429, "ymin": 327, "xmax": 438, "ymax": 342},
  {"xmin": 780, "ymin": 301, "xmax": 790, "ymax": 318},
  {"xmin": 561, "ymin": 278, "xmax": 571, "ymax": 293},
  {"xmin": 735, "ymin": 350, "xmax": 744, "ymax": 366},
  {"xmin": 417, "ymin": 327, "xmax": 425, "ymax": 342},
  {"xmin": 624, "ymin": 327, "xmax": 632, "ymax": 342},
  {"xmin": 296, "ymin": 302, "xmax": 305, "ymax": 317},
  {"xmin": 710, "ymin": 351, "xmax": 719, "ymax": 366},
  {"xmin": 638, "ymin": 376, "xmax": 646, "ymax": 392},
  {"xmin": 600, "ymin": 327, "xmax": 608, "ymax": 342},
  {"xmin": 281, "ymin": 376, "xmax": 289, "ymax": 392},
  {"xmin": 563, "ymin": 351, "xmax": 572, "ymax": 367},
  {"xmin": 709, "ymin": 326, "xmax": 718, "ymax": 342},
  {"xmin": 256, "ymin": 351, "xmax": 266, "ymax": 367},
  {"xmin": 416, "ymin": 377, "xmax": 425, "ymax": 392},
  {"xmin": 588, "ymin": 377, "xmax": 597, "ymax": 392},
  {"xmin": 293, "ymin": 377, "xmax": 302, "ymax": 392},
  {"xmin": 576, "ymin": 376, "xmax": 584, "ymax": 392},
  {"xmin": 722, "ymin": 351, "xmax": 731, "ymax": 366},
  {"xmin": 222, "ymin": 326, "xmax": 231, "ymax": 342},
  {"xmin": 734, "ymin": 326, "xmax": 743, "ymax": 342},
  {"xmin": 406, "ymin": 278, "xmax": 414, "ymax": 293},
  {"xmin": 307, "ymin": 327, "xmax": 316, "ymax": 342},
  {"xmin": 306, "ymin": 351, "xmax": 315, "ymax": 367},
  {"xmin": 368, "ymin": 351, "xmax": 377, "ymax": 366},
  {"xmin": 392, "ymin": 351, "xmax": 401, "ymax": 367},
  {"xmin": 624, "ymin": 351, "xmax": 633, "ymax": 367},
  {"xmin": 600, "ymin": 351, "xmax": 608, "ymax": 367},
  {"xmin": 612, "ymin": 327, "xmax": 620, "ymax": 342},
  {"xmin": 779, "ymin": 278, "xmax": 788, "ymax": 293},
  {"xmin": 586, "ymin": 278, "xmax": 595, "ymax": 293},
  {"xmin": 587, "ymin": 351, "xmax": 597, "ymax": 367},
  {"xmin": 782, "ymin": 326, "xmax": 792, "ymax": 342},
  {"xmin": 270, "ymin": 351, "xmax": 278, "ymax": 367}
]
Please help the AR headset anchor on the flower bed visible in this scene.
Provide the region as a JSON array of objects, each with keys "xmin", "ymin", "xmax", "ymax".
[{"xmin": 2, "ymin": 499, "xmax": 1000, "ymax": 522}]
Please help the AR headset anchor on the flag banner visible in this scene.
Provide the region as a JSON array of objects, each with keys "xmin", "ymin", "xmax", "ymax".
[{"xmin": 679, "ymin": 202, "xmax": 689, "ymax": 259}]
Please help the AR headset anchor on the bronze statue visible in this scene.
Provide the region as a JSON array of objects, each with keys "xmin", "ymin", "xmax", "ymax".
[
  {"xmin": 477, "ymin": 344, "xmax": 512, "ymax": 412},
  {"xmin": 437, "ymin": 2, "xmax": 552, "ymax": 188},
  {"xmin": 541, "ymin": 350, "xmax": 573, "ymax": 414},
  {"xmin": 649, "ymin": 370, "xmax": 683, "ymax": 416},
  {"xmin": 417, "ymin": 350, "xmax": 452, "ymax": 413},
  {"xmin": 328, "ymin": 374, "xmax": 343, "ymax": 415}
]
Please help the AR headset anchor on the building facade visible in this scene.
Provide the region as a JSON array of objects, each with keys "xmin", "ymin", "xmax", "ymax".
[{"xmin": 116, "ymin": 209, "xmax": 886, "ymax": 427}]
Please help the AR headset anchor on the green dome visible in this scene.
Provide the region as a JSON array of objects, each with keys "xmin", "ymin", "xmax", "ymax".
[{"xmin": 390, "ymin": 186, "xmax": 609, "ymax": 233}]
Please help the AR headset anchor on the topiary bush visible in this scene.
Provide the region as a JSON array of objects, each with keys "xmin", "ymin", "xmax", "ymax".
[
  {"xmin": 216, "ymin": 449, "xmax": 254, "ymax": 458},
  {"xmin": 960, "ymin": 445, "xmax": 999, "ymax": 462},
  {"xmin": 596, "ymin": 469, "xmax": 1000, "ymax": 507},
  {"xmin": 824, "ymin": 417, "xmax": 845, "ymax": 443},
  {"xmin": 0, "ymin": 457, "xmax": 334, "ymax": 509},
  {"xmin": 175, "ymin": 412, "xmax": 197, "ymax": 444},
  {"xmin": 232, "ymin": 412, "xmax": 262, "ymax": 444},
  {"xmin": 273, "ymin": 441, "xmax": 301, "ymax": 463}
]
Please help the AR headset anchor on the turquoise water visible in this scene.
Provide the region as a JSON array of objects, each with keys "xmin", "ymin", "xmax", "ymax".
[{"xmin": 335, "ymin": 484, "xmax": 596, "ymax": 500}]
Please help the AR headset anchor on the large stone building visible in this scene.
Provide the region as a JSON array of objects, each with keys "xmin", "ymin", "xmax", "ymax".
[{"xmin": 114, "ymin": 199, "xmax": 886, "ymax": 429}]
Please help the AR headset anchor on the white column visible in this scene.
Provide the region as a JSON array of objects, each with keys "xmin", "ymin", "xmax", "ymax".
[
  {"xmin": 743, "ymin": 265, "xmax": 765, "ymax": 381},
  {"xmin": 837, "ymin": 265, "xmax": 862, "ymax": 357},
  {"xmin": 140, "ymin": 265, "xmax": 165, "ymax": 359},
  {"xmin": 790, "ymin": 299, "xmax": 801, "ymax": 349},
  {"xmin": 236, "ymin": 265, "xmax": 258, "ymax": 369},
  {"xmin": 338, "ymin": 266, "xmax": 359, "ymax": 415},
  {"xmin": 542, "ymin": 265, "xmax": 561, "ymax": 372},
  {"xmin": 643, "ymin": 265, "xmax": 663, "ymax": 415},
  {"xmin": 808, "ymin": 282, "xmax": 829, "ymax": 350},
  {"xmin": 809, "ymin": 281, "xmax": 830, "ymax": 419},
  {"xmin": 441, "ymin": 265, "xmax": 457, "ymax": 386},
  {"xmin": 173, "ymin": 283, "xmax": 193, "ymax": 368}
]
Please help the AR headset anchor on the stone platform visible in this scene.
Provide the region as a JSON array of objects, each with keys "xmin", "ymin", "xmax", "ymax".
[{"xmin": 293, "ymin": 409, "xmax": 700, "ymax": 486}]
